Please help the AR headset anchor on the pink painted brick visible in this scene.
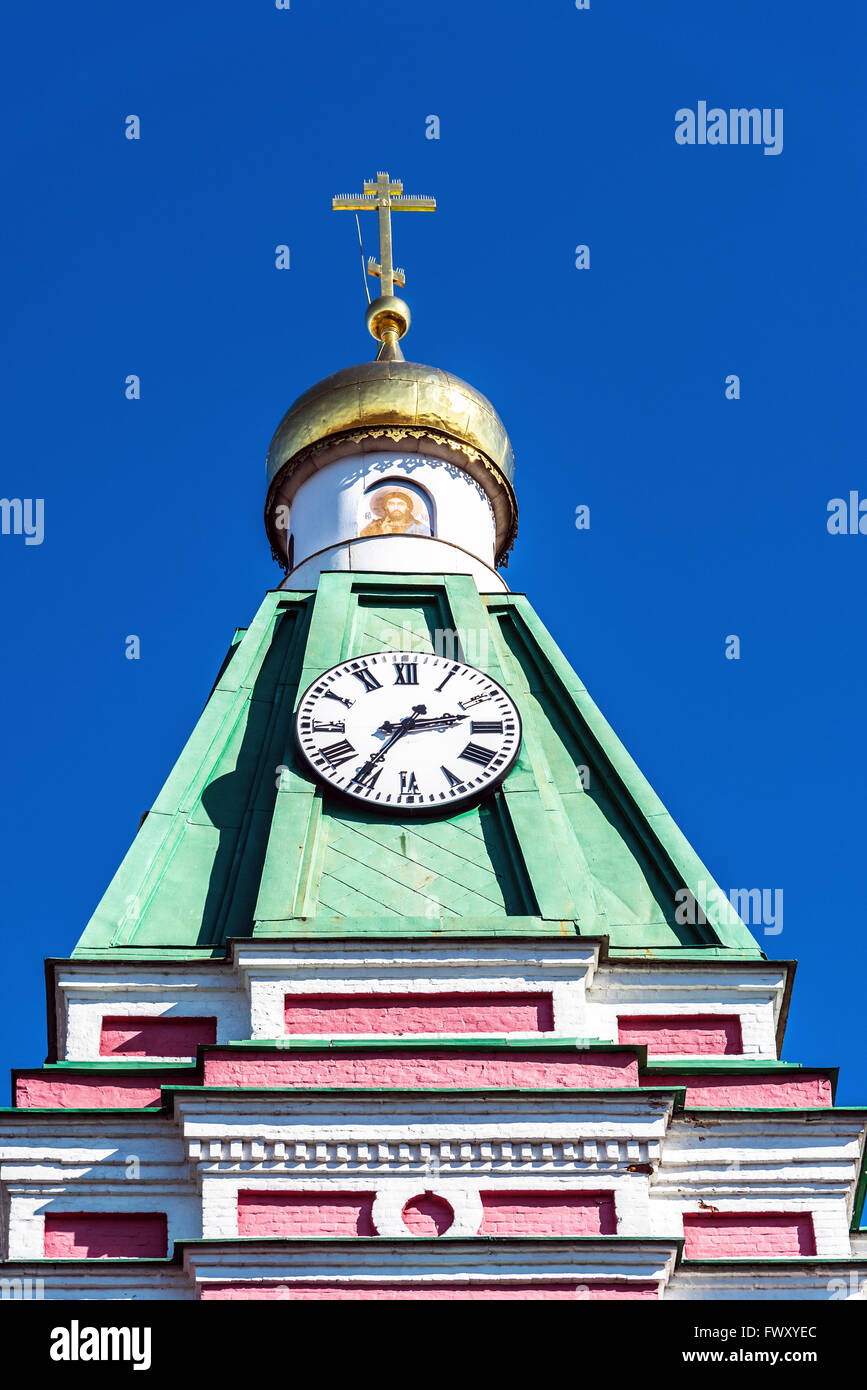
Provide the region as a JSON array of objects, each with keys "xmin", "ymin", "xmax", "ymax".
[
  {"xmin": 640, "ymin": 1072, "xmax": 832, "ymax": 1108},
  {"xmin": 618, "ymin": 1015, "xmax": 743, "ymax": 1056},
  {"xmin": 203, "ymin": 1047, "xmax": 639, "ymax": 1089},
  {"xmin": 99, "ymin": 1015, "xmax": 217, "ymax": 1059},
  {"xmin": 238, "ymin": 1191, "xmax": 376, "ymax": 1237},
  {"xmin": 402, "ymin": 1194, "xmax": 455, "ymax": 1235},
  {"xmin": 284, "ymin": 991, "xmax": 554, "ymax": 1035},
  {"xmin": 16, "ymin": 1073, "xmax": 164, "ymax": 1109},
  {"xmin": 683, "ymin": 1211, "xmax": 816, "ymax": 1258},
  {"xmin": 201, "ymin": 1281, "xmax": 659, "ymax": 1300},
  {"xmin": 44, "ymin": 1212, "xmax": 168, "ymax": 1259},
  {"xmin": 479, "ymin": 1191, "xmax": 617, "ymax": 1236}
]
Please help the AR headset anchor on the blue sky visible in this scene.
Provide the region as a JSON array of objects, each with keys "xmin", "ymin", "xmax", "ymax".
[{"xmin": 1, "ymin": 0, "xmax": 865, "ymax": 1102}]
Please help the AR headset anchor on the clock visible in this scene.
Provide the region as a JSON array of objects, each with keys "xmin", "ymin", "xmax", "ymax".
[{"xmin": 295, "ymin": 651, "xmax": 522, "ymax": 811}]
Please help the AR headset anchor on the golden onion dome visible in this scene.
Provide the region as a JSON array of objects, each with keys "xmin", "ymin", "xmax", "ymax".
[{"xmin": 264, "ymin": 358, "xmax": 518, "ymax": 569}]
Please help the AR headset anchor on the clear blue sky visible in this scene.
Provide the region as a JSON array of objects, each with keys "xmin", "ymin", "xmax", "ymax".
[{"xmin": 1, "ymin": 1, "xmax": 865, "ymax": 1101}]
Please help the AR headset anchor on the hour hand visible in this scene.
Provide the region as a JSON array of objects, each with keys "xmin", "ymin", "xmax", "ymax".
[{"xmin": 380, "ymin": 713, "xmax": 466, "ymax": 732}]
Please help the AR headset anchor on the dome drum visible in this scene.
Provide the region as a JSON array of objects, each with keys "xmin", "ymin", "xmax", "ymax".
[{"xmin": 264, "ymin": 361, "xmax": 518, "ymax": 571}]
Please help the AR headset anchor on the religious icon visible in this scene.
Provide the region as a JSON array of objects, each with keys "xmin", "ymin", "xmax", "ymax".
[{"xmin": 359, "ymin": 483, "xmax": 432, "ymax": 538}]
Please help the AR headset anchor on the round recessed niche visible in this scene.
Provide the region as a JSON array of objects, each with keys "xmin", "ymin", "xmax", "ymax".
[{"xmin": 401, "ymin": 1192, "xmax": 455, "ymax": 1236}]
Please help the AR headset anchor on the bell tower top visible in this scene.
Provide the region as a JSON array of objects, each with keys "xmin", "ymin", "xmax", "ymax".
[{"xmin": 264, "ymin": 171, "xmax": 517, "ymax": 590}]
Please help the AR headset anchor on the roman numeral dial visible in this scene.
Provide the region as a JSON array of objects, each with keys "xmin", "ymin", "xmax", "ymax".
[
  {"xmin": 295, "ymin": 651, "xmax": 521, "ymax": 813},
  {"xmin": 352, "ymin": 666, "xmax": 382, "ymax": 692},
  {"xmin": 317, "ymin": 738, "xmax": 356, "ymax": 769},
  {"xmin": 460, "ymin": 741, "xmax": 496, "ymax": 767}
]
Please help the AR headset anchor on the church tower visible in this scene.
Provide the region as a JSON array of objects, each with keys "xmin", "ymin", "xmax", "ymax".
[{"xmin": 2, "ymin": 176, "xmax": 865, "ymax": 1301}]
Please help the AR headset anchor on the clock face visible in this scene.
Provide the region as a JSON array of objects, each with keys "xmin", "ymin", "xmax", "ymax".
[{"xmin": 295, "ymin": 651, "xmax": 522, "ymax": 811}]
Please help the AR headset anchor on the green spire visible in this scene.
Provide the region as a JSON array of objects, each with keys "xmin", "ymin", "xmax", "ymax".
[{"xmin": 73, "ymin": 573, "xmax": 762, "ymax": 960}]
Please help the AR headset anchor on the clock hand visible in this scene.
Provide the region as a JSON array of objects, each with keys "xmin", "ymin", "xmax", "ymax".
[
  {"xmin": 379, "ymin": 713, "xmax": 467, "ymax": 733},
  {"xmin": 353, "ymin": 704, "xmax": 427, "ymax": 784}
]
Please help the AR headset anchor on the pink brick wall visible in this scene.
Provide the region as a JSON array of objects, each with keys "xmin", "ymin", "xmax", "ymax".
[
  {"xmin": 479, "ymin": 1191, "xmax": 617, "ymax": 1236},
  {"xmin": 203, "ymin": 1047, "xmax": 638, "ymax": 1089},
  {"xmin": 99, "ymin": 1015, "xmax": 217, "ymax": 1058},
  {"xmin": 284, "ymin": 992, "xmax": 554, "ymax": 1035},
  {"xmin": 43, "ymin": 1212, "xmax": 168, "ymax": 1258},
  {"xmin": 640, "ymin": 1072, "xmax": 832, "ymax": 1108},
  {"xmin": 237, "ymin": 1191, "xmax": 377, "ymax": 1237},
  {"xmin": 401, "ymin": 1194, "xmax": 455, "ymax": 1235},
  {"xmin": 683, "ymin": 1212, "xmax": 816, "ymax": 1258},
  {"xmin": 16, "ymin": 1074, "xmax": 163, "ymax": 1108},
  {"xmin": 618, "ymin": 1015, "xmax": 743, "ymax": 1056},
  {"xmin": 201, "ymin": 1280, "xmax": 659, "ymax": 1300}
]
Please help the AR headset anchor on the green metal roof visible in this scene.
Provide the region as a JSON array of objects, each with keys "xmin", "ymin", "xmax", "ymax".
[{"xmin": 72, "ymin": 573, "xmax": 763, "ymax": 958}]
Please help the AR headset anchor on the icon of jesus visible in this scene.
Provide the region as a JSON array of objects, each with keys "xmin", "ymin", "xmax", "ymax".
[{"xmin": 359, "ymin": 485, "xmax": 431, "ymax": 537}]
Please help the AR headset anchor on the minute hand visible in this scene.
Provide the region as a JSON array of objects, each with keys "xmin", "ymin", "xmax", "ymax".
[{"xmin": 353, "ymin": 704, "xmax": 426, "ymax": 784}]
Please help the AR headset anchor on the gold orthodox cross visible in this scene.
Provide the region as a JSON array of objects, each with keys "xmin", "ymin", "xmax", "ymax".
[{"xmin": 333, "ymin": 173, "xmax": 436, "ymax": 298}]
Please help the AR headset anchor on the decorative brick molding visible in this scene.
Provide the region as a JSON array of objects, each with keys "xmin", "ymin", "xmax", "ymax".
[
  {"xmin": 52, "ymin": 947, "xmax": 791, "ymax": 1065},
  {"xmin": 43, "ymin": 1212, "xmax": 168, "ymax": 1259},
  {"xmin": 640, "ymin": 1071, "xmax": 832, "ymax": 1108},
  {"xmin": 370, "ymin": 1185, "xmax": 482, "ymax": 1238},
  {"xmin": 16, "ymin": 1073, "xmax": 164, "ymax": 1108},
  {"xmin": 202, "ymin": 1045, "xmax": 638, "ymax": 1090},
  {"xmin": 186, "ymin": 1136, "xmax": 663, "ymax": 1171},
  {"xmin": 618, "ymin": 1015, "xmax": 743, "ymax": 1056},
  {"xmin": 479, "ymin": 1191, "xmax": 617, "ymax": 1236},
  {"xmin": 3, "ymin": 941, "xmax": 857, "ymax": 1301},
  {"xmin": 284, "ymin": 991, "xmax": 554, "ymax": 1035},
  {"xmin": 237, "ymin": 1191, "xmax": 376, "ymax": 1237},
  {"xmin": 99, "ymin": 1016, "xmax": 217, "ymax": 1059},
  {"xmin": 683, "ymin": 1212, "xmax": 817, "ymax": 1258}
]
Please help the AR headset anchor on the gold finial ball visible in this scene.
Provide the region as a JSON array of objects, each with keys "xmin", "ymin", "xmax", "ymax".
[{"xmin": 365, "ymin": 294, "xmax": 411, "ymax": 342}]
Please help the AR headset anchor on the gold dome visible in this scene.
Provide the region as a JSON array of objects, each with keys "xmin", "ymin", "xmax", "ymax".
[{"xmin": 264, "ymin": 359, "xmax": 517, "ymax": 568}]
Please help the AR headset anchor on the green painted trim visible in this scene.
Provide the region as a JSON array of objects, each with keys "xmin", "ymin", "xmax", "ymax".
[
  {"xmin": 683, "ymin": 1257, "xmax": 867, "ymax": 1267},
  {"xmin": 686, "ymin": 1105, "xmax": 867, "ymax": 1117},
  {"xmin": 216, "ymin": 1036, "xmax": 631, "ymax": 1053},
  {"xmin": 32, "ymin": 1052, "xmax": 826, "ymax": 1072},
  {"xmin": 254, "ymin": 917, "xmax": 578, "ymax": 938},
  {"xmin": 644, "ymin": 1060, "xmax": 835, "ymax": 1076},
  {"xmin": 0, "ymin": 1087, "xmax": 687, "ymax": 1116},
  {"xmin": 0, "ymin": 1108, "xmax": 168, "ymax": 1117},
  {"xmin": 608, "ymin": 950, "xmax": 793, "ymax": 967},
  {"xmin": 607, "ymin": 947, "xmax": 766, "ymax": 960},
  {"xmin": 62, "ymin": 941, "xmax": 787, "ymax": 964},
  {"xmin": 0, "ymin": 1257, "xmax": 178, "ymax": 1267},
  {"xmin": 70, "ymin": 949, "xmax": 227, "ymax": 961},
  {"xmin": 22, "ymin": 1062, "xmax": 197, "ymax": 1074}
]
